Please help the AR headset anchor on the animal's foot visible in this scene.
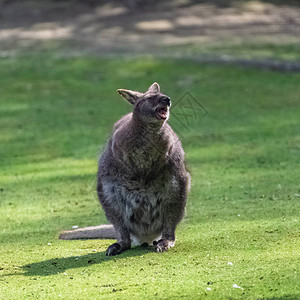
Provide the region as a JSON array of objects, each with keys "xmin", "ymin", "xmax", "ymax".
[
  {"xmin": 106, "ymin": 242, "xmax": 125, "ymax": 256},
  {"xmin": 106, "ymin": 241, "xmax": 131, "ymax": 256},
  {"xmin": 154, "ymin": 239, "xmax": 175, "ymax": 253}
]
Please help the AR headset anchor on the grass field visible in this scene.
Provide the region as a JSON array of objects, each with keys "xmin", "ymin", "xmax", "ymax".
[{"xmin": 0, "ymin": 54, "xmax": 300, "ymax": 299}]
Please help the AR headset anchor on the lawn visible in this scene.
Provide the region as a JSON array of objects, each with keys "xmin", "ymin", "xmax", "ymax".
[{"xmin": 0, "ymin": 54, "xmax": 300, "ymax": 299}]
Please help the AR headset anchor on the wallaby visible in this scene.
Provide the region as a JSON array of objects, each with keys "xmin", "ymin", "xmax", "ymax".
[{"xmin": 60, "ymin": 82, "xmax": 191, "ymax": 256}]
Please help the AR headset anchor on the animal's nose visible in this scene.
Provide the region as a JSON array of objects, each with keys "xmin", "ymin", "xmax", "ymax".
[{"xmin": 161, "ymin": 97, "xmax": 171, "ymax": 107}]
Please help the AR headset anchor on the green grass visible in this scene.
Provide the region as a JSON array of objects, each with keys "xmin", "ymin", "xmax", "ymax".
[
  {"xmin": 166, "ymin": 42, "xmax": 300, "ymax": 62},
  {"xmin": 0, "ymin": 54, "xmax": 300, "ymax": 299}
]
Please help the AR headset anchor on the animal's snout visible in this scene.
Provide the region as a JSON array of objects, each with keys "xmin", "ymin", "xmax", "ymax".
[{"xmin": 160, "ymin": 97, "xmax": 171, "ymax": 107}]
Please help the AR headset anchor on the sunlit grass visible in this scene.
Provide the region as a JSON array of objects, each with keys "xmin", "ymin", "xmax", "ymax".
[{"xmin": 0, "ymin": 54, "xmax": 300, "ymax": 299}]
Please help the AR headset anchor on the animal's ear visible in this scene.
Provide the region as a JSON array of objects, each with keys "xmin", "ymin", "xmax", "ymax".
[
  {"xmin": 148, "ymin": 82, "xmax": 160, "ymax": 93},
  {"xmin": 117, "ymin": 89, "xmax": 142, "ymax": 105}
]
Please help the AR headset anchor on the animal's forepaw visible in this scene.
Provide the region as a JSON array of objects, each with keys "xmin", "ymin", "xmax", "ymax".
[
  {"xmin": 106, "ymin": 243, "xmax": 122, "ymax": 256},
  {"xmin": 154, "ymin": 239, "xmax": 175, "ymax": 253}
]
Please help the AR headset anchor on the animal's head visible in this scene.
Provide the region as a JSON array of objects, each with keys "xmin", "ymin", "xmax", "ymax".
[{"xmin": 117, "ymin": 82, "xmax": 171, "ymax": 123}]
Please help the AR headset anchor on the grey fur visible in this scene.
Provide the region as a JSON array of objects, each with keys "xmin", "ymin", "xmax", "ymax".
[
  {"xmin": 98, "ymin": 82, "xmax": 191, "ymax": 255},
  {"xmin": 59, "ymin": 83, "xmax": 191, "ymax": 255},
  {"xmin": 59, "ymin": 225, "xmax": 117, "ymax": 240}
]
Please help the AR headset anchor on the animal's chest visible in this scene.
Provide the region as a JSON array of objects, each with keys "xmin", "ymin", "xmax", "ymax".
[{"xmin": 124, "ymin": 146, "xmax": 165, "ymax": 175}]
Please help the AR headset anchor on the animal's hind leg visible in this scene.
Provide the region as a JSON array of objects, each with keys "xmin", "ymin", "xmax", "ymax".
[
  {"xmin": 106, "ymin": 225, "xmax": 131, "ymax": 256},
  {"xmin": 155, "ymin": 172, "xmax": 190, "ymax": 253}
]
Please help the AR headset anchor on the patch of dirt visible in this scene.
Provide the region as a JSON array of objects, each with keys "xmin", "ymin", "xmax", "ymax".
[{"xmin": 0, "ymin": 0, "xmax": 299, "ymax": 57}]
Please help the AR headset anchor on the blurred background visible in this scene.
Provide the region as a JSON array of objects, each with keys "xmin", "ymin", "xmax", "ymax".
[{"xmin": 1, "ymin": 0, "xmax": 300, "ymax": 62}]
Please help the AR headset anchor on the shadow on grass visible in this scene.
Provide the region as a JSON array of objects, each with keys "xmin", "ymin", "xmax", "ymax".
[
  {"xmin": 261, "ymin": 297, "xmax": 300, "ymax": 300},
  {"xmin": 19, "ymin": 245, "xmax": 153, "ymax": 277}
]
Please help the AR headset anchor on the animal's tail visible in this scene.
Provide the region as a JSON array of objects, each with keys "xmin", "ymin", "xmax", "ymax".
[{"xmin": 59, "ymin": 224, "xmax": 117, "ymax": 240}]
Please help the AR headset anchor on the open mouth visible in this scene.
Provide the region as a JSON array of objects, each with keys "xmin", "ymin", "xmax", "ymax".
[{"xmin": 156, "ymin": 106, "xmax": 169, "ymax": 120}]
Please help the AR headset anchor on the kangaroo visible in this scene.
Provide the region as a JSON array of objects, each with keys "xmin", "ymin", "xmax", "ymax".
[{"xmin": 60, "ymin": 83, "xmax": 191, "ymax": 256}]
